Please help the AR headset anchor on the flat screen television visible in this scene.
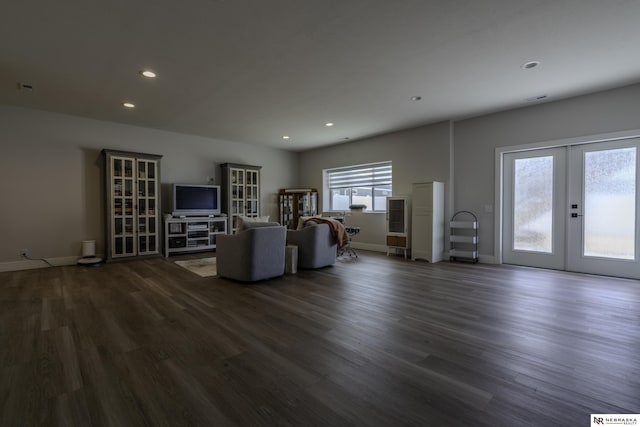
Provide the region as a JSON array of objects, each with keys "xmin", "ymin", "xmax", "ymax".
[{"xmin": 172, "ymin": 184, "xmax": 221, "ymax": 217}]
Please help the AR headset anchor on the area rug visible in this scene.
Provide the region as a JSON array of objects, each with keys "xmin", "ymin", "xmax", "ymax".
[{"xmin": 174, "ymin": 257, "xmax": 217, "ymax": 277}]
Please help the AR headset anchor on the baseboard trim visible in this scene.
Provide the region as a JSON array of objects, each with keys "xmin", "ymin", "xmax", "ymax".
[
  {"xmin": 442, "ymin": 251, "xmax": 497, "ymax": 264},
  {"xmin": 349, "ymin": 242, "xmax": 387, "ymax": 253},
  {"xmin": 0, "ymin": 255, "xmax": 91, "ymax": 272},
  {"xmin": 348, "ymin": 246, "xmax": 497, "ymax": 264},
  {"xmin": 0, "ymin": 251, "xmax": 497, "ymax": 272},
  {"xmin": 478, "ymin": 254, "xmax": 497, "ymax": 264}
]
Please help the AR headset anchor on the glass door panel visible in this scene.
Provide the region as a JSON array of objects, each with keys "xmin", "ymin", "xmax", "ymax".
[
  {"xmin": 125, "ymin": 179, "xmax": 133, "ymax": 197},
  {"xmin": 125, "ymin": 236, "xmax": 134, "ymax": 254},
  {"xmin": 125, "ymin": 199, "xmax": 134, "ymax": 217},
  {"xmin": 139, "ymin": 236, "xmax": 148, "ymax": 253},
  {"xmin": 502, "ymin": 147, "xmax": 566, "ymax": 270},
  {"xmin": 567, "ymin": 139, "xmax": 640, "ymax": 278},
  {"xmin": 235, "ymin": 170, "xmax": 243, "ymax": 185},
  {"xmin": 138, "ymin": 199, "xmax": 146, "ymax": 217},
  {"xmin": 114, "ymin": 159, "xmax": 122, "ymax": 177},
  {"xmin": 513, "ymin": 156, "xmax": 554, "ymax": 253},
  {"xmin": 114, "ymin": 218, "xmax": 123, "ymax": 234},
  {"xmin": 124, "ymin": 160, "xmax": 133, "ymax": 177},
  {"xmin": 387, "ymin": 198, "xmax": 405, "ymax": 234},
  {"xmin": 114, "ymin": 199, "xmax": 123, "ymax": 216},
  {"xmin": 115, "ymin": 237, "xmax": 123, "ymax": 255},
  {"xmin": 114, "ymin": 179, "xmax": 122, "ymax": 196},
  {"xmin": 125, "ymin": 217, "xmax": 134, "ymax": 234},
  {"xmin": 583, "ymin": 147, "xmax": 636, "ymax": 259}
]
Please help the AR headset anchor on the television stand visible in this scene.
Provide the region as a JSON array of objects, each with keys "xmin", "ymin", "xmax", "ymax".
[{"xmin": 164, "ymin": 216, "xmax": 228, "ymax": 257}]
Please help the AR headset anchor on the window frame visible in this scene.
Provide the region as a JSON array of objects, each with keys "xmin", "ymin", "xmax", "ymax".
[{"xmin": 324, "ymin": 161, "xmax": 392, "ymax": 212}]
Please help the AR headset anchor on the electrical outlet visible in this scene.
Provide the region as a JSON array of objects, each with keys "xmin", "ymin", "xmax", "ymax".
[{"xmin": 21, "ymin": 249, "xmax": 29, "ymax": 258}]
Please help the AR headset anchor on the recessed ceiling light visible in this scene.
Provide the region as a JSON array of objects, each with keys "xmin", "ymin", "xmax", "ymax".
[
  {"xmin": 410, "ymin": 96, "xmax": 422, "ymax": 101},
  {"xmin": 325, "ymin": 122, "xmax": 334, "ymax": 127},
  {"xmin": 122, "ymin": 102, "xmax": 136, "ymax": 108},
  {"xmin": 521, "ymin": 60, "xmax": 541, "ymax": 70},
  {"xmin": 140, "ymin": 70, "xmax": 157, "ymax": 78},
  {"xmin": 282, "ymin": 135, "xmax": 290, "ymax": 140}
]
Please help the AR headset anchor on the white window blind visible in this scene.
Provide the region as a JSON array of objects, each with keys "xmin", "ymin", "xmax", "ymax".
[
  {"xmin": 327, "ymin": 162, "xmax": 392, "ymax": 189},
  {"xmin": 325, "ymin": 161, "xmax": 392, "ymax": 212}
]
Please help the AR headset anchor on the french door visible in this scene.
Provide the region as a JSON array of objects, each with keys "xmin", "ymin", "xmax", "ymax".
[
  {"xmin": 503, "ymin": 147, "xmax": 566, "ymax": 270},
  {"xmin": 503, "ymin": 138, "xmax": 640, "ymax": 279}
]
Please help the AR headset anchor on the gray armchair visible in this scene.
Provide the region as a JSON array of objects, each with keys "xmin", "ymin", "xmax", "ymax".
[
  {"xmin": 216, "ymin": 225, "xmax": 286, "ymax": 281},
  {"xmin": 286, "ymin": 223, "xmax": 337, "ymax": 269}
]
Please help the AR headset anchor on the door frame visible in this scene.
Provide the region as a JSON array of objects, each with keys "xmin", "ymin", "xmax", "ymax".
[
  {"xmin": 566, "ymin": 139, "xmax": 640, "ymax": 277},
  {"xmin": 494, "ymin": 128, "xmax": 640, "ymax": 265},
  {"xmin": 502, "ymin": 147, "xmax": 567, "ymax": 270}
]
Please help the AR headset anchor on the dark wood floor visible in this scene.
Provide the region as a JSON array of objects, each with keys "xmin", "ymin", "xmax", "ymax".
[{"xmin": 0, "ymin": 251, "xmax": 638, "ymax": 426}]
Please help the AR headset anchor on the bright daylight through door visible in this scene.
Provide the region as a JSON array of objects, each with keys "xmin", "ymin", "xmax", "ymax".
[
  {"xmin": 583, "ymin": 147, "xmax": 636, "ymax": 259},
  {"xmin": 502, "ymin": 147, "xmax": 566, "ymax": 270},
  {"xmin": 503, "ymin": 138, "xmax": 640, "ymax": 279},
  {"xmin": 513, "ymin": 156, "xmax": 554, "ymax": 253}
]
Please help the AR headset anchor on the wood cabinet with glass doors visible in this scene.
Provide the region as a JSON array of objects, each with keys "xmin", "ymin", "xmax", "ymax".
[
  {"xmin": 221, "ymin": 163, "xmax": 262, "ymax": 233},
  {"xmin": 279, "ymin": 188, "xmax": 318, "ymax": 229},
  {"xmin": 103, "ymin": 149, "xmax": 162, "ymax": 261},
  {"xmin": 386, "ymin": 196, "xmax": 410, "ymax": 258}
]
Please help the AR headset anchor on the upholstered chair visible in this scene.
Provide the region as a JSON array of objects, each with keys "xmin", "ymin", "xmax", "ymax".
[
  {"xmin": 286, "ymin": 223, "xmax": 337, "ymax": 269},
  {"xmin": 217, "ymin": 225, "xmax": 286, "ymax": 281}
]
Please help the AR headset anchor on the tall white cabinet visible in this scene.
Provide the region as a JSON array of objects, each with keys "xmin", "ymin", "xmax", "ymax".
[
  {"xmin": 221, "ymin": 163, "xmax": 262, "ymax": 233},
  {"xmin": 103, "ymin": 149, "xmax": 162, "ymax": 261},
  {"xmin": 411, "ymin": 181, "xmax": 445, "ymax": 263}
]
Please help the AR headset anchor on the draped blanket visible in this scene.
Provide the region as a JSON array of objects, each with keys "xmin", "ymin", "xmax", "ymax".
[{"xmin": 304, "ymin": 217, "xmax": 349, "ymax": 249}]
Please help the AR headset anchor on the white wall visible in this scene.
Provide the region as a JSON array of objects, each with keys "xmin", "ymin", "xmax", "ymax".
[
  {"xmin": 298, "ymin": 121, "xmax": 451, "ymax": 250},
  {"xmin": 4, "ymin": 82, "xmax": 638, "ymax": 269},
  {"xmin": 0, "ymin": 105, "xmax": 299, "ymax": 268},
  {"xmin": 297, "ymin": 83, "xmax": 640, "ymax": 260},
  {"xmin": 454, "ymin": 83, "xmax": 640, "ymax": 260}
]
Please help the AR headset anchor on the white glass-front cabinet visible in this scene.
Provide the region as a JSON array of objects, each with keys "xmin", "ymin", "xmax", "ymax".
[
  {"xmin": 221, "ymin": 163, "xmax": 262, "ymax": 233},
  {"xmin": 103, "ymin": 150, "xmax": 162, "ymax": 261}
]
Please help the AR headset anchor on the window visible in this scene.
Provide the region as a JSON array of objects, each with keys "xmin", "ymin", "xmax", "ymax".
[{"xmin": 325, "ymin": 161, "xmax": 392, "ymax": 212}]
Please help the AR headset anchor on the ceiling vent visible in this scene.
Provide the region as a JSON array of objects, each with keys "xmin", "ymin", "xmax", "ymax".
[
  {"xmin": 17, "ymin": 82, "xmax": 35, "ymax": 92},
  {"xmin": 525, "ymin": 94, "xmax": 548, "ymax": 102}
]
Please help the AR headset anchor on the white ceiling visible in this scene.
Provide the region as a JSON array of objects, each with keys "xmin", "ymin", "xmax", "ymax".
[{"xmin": 1, "ymin": 0, "xmax": 639, "ymax": 151}]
